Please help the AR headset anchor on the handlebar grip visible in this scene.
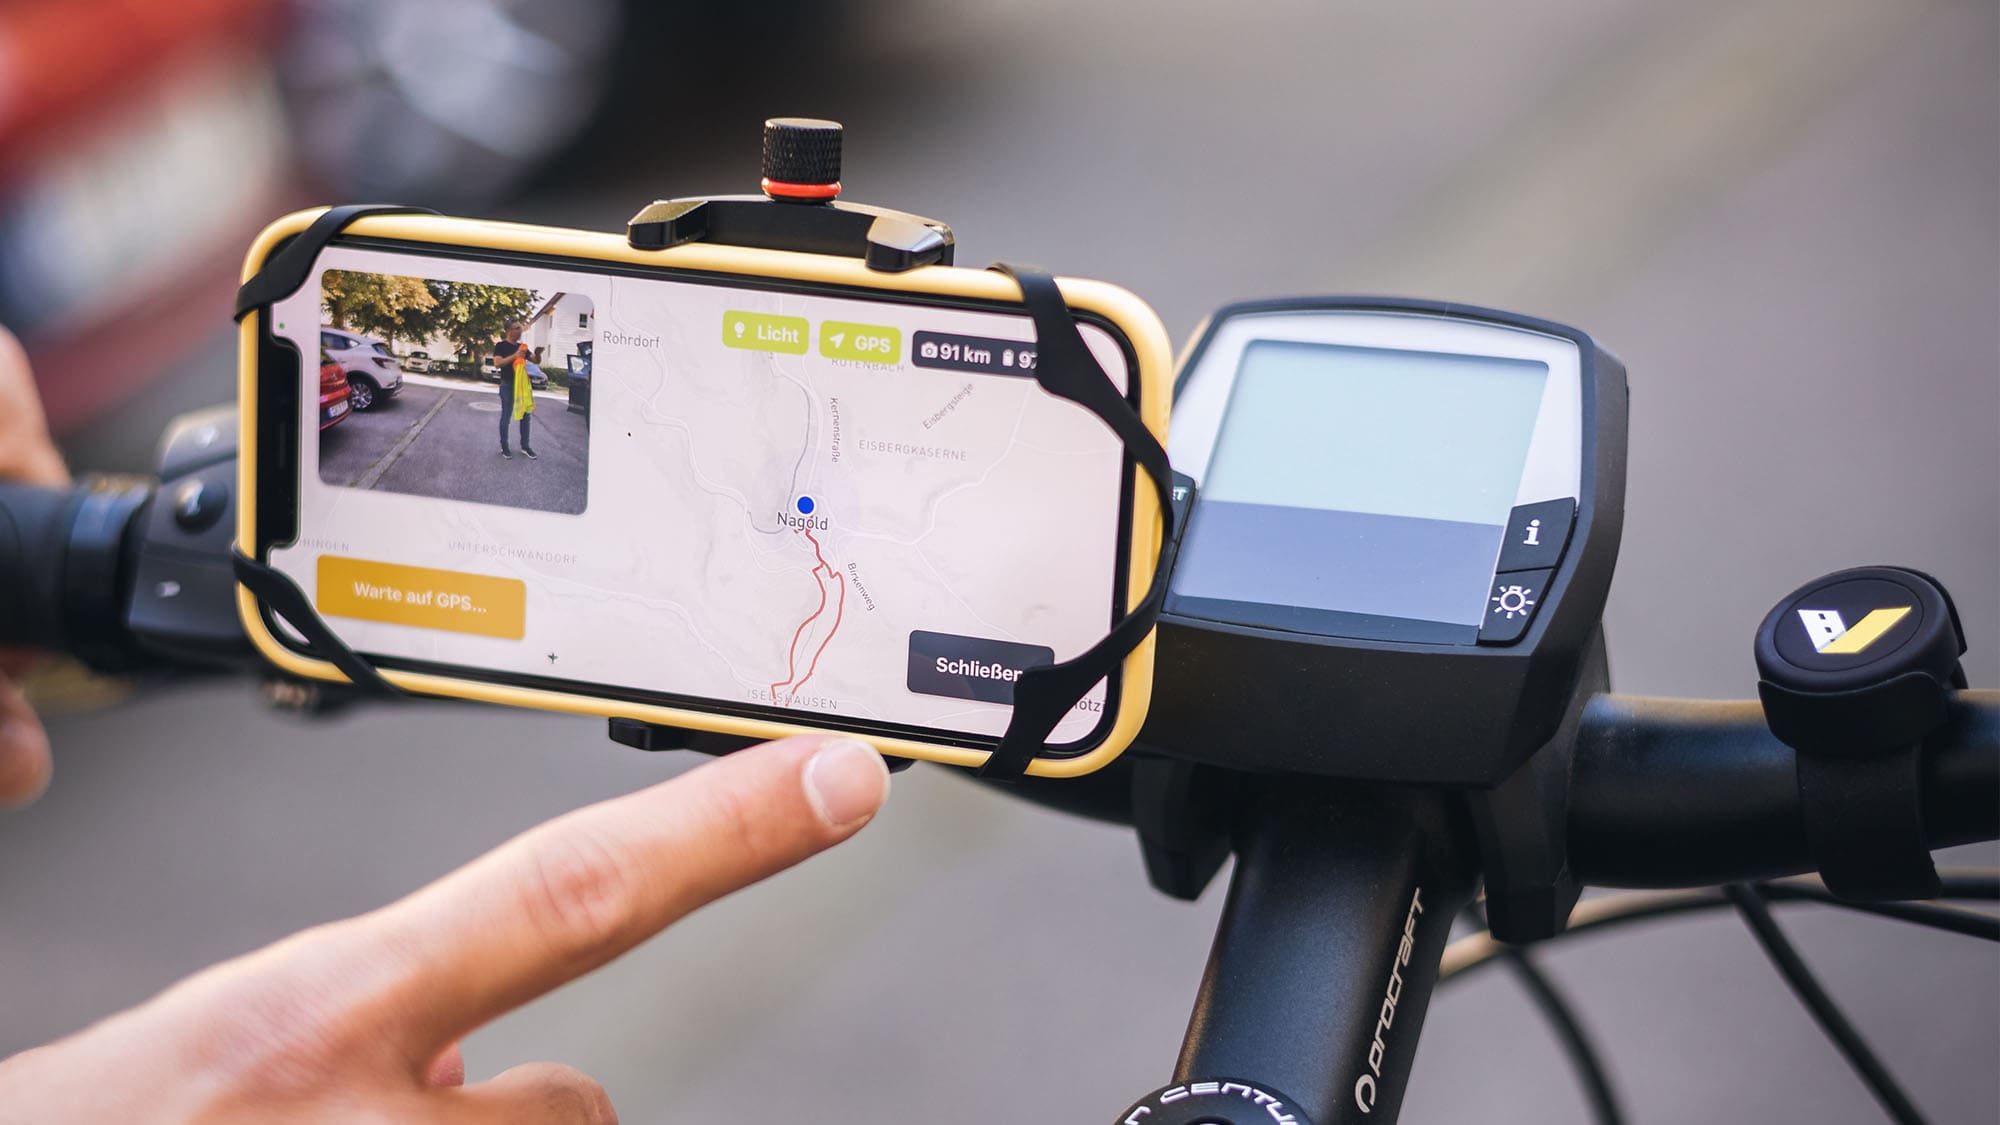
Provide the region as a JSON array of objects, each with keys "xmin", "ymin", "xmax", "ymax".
[
  {"xmin": 0, "ymin": 477, "xmax": 154, "ymax": 665},
  {"xmin": 0, "ymin": 482, "xmax": 82, "ymax": 651}
]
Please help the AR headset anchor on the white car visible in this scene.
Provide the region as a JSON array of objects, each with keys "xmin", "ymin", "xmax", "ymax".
[
  {"xmin": 320, "ymin": 327, "xmax": 404, "ymax": 411},
  {"xmin": 401, "ymin": 350, "xmax": 432, "ymax": 373}
]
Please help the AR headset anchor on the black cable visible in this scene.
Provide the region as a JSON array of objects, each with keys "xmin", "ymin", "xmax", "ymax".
[
  {"xmin": 1440, "ymin": 872, "xmax": 2000, "ymax": 982},
  {"xmin": 1759, "ymin": 884, "xmax": 1999, "ymax": 941},
  {"xmin": 1440, "ymin": 874, "xmax": 1992, "ymax": 1122},
  {"xmin": 1936, "ymin": 873, "xmax": 1999, "ymax": 900},
  {"xmin": 1468, "ymin": 905, "xmax": 1626, "ymax": 1125},
  {"xmin": 1723, "ymin": 884, "xmax": 1928, "ymax": 1125},
  {"xmin": 1501, "ymin": 950, "xmax": 1627, "ymax": 1125}
]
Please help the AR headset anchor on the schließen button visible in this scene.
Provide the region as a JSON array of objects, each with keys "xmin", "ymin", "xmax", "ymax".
[
  {"xmin": 1496, "ymin": 498, "xmax": 1574, "ymax": 573},
  {"xmin": 907, "ymin": 630, "xmax": 1055, "ymax": 704}
]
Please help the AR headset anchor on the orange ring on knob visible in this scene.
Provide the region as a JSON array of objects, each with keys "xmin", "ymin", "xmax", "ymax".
[{"xmin": 761, "ymin": 178, "xmax": 842, "ymax": 201}]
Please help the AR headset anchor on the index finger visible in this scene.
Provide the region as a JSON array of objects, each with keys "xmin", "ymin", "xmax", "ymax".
[{"xmin": 333, "ymin": 733, "xmax": 888, "ymax": 1065}]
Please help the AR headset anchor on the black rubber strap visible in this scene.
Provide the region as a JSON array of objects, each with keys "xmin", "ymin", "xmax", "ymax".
[
  {"xmin": 1797, "ymin": 746, "xmax": 1941, "ymax": 901},
  {"xmin": 975, "ymin": 264, "xmax": 1175, "ymax": 779},
  {"xmin": 232, "ymin": 548, "xmax": 404, "ymax": 697},
  {"xmin": 234, "ymin": 204, "xmax": 437, "ymax": 322},
  {"xmin": 233, "ymin": 204, "xmax": 434, "ymax": 696}
]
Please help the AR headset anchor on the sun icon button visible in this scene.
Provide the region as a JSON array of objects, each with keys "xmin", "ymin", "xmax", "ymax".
[
  {"xmin": 1492, "ymin": 584, "xmax": 1537, "ymax": 619},
  {"xmin": 1479, "ymin": 568, "xmax": 1554, "ymax": 645}
]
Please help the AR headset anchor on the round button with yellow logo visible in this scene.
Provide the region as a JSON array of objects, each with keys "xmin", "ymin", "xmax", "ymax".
[{"xmin": 1755, "ymin": 565, "xmax": 1966, "ymax": 752}]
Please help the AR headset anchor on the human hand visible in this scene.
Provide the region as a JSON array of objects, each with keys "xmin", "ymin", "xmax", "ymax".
[
  {"xmin": 0, "ymin": 734, "xmax": 891, "ymax": 1122},
  {"xmin": 0, "ymin": 325, "xmax": 68, "ymax": 808}
]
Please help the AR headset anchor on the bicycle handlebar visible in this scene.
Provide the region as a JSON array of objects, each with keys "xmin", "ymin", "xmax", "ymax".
[
  {"xmin": 990, "ymin": 690, "xmax": 2000, "ymax": 884},
  {"xmin": 0, "ymin": 482, "xmax": 82, "ymax": 652},
  {"xmin": 11, "ymin": 461, "xmax": 1992, "ymax": 898},
  {"xmin": 0, "ymin": 478, "xmax": 154, "ymax": 668},
  {"xmin": 1569, "ymin": 691, "xmax": 2000, "ymax": 887}
]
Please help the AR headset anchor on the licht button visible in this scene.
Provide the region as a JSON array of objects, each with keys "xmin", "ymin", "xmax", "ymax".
[
  {"xmin": 1496, "ymin": 498, "xmax": 1574, "ymax": 573},
  {"xmin": 1479, "ymin": 568, "xmax": 1553, "ymax": 645},
  {"xmin": 316, "ymin": 556, "xmax": 527, "ymax": 640},
  {"xmin": 722, "ymin": 310, "xmax": 809, "ymax": 355}
]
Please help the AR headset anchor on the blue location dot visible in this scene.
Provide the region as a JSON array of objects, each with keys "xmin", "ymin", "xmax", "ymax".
[{"xmin": 796, "ymin": 496, "xmax": 815, "ymax": 515}]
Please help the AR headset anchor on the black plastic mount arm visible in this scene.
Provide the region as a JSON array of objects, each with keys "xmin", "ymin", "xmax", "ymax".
[{"xmin": 626, "ymin": 195, "xmax": 954, "ymax": 272}]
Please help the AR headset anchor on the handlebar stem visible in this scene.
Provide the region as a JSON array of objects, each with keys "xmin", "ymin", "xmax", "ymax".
[{"xmin": 1175, "ymin": 779, "xmax": 1479, "ymax": 1124}]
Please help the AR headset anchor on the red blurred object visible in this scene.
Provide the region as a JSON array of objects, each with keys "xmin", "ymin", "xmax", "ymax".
[
  {"xmin": 0, "ymin": 0, "xmax": 279, "ymax": 184},
  {"xmin": 317, "ymin": 352, "xmax": 350, "ymax": 430},
  {"xmin": 0, "ymin": 0, "xmax": 296, "ymax": 434}
]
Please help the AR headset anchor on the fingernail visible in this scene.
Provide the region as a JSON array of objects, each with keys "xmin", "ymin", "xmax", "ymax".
[{"xmin": 804, "ymin": 737, "xmax": 890, "ymax": 828}]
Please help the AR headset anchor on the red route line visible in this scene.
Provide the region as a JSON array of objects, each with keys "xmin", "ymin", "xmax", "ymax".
[
  {"xmin": 790, "ymin": 572, "xmax": 845, "ymax": 701},
  {"xmin": 768, "ymin": 559, "xmax": 827, "ymax": 701},
  {"xmin": 771, "ymin": 526, "xmax": 846, "ymax": 705}
]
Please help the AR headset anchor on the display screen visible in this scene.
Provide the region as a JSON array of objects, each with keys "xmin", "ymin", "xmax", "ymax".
[
  {"xmin": 1172, "ymin": 339, "xmax": 1548, "ymax": 639},
  {"xmin": 266, "ymin": 243, "xmax": 1133, "ymax": 748}
]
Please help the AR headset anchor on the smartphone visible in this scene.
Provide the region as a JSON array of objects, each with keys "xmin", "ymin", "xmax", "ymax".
[{"xmin": 236, "ymin": 210, "xmax": 1170, "ymax": 776}]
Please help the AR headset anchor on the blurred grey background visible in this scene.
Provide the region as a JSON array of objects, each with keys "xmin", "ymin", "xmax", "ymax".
[{"xmin": 4, "ymin": 0, "xmax": 1997, "ymax": 1121}]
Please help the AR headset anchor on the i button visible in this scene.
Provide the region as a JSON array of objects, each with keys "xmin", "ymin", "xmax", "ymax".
[{"xmin": 1497, "ymin": 499, "xmax": 1574, "ymax": 572}]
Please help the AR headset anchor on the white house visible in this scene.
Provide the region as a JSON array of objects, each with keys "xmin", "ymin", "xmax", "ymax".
[{"xmin": 525, "ymin": 292, "xmax": 594, "ymax": 368}]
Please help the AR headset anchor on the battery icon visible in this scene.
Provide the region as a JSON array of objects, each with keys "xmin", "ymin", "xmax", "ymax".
[{"xmin": 1002, "ymin": 349, "xmax": 1015, "ymax": 367}]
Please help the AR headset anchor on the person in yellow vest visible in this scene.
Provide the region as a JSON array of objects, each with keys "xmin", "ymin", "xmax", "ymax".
[{"xmin": 487, "ymin": 320, "xmax": 536, "ymax": 460}]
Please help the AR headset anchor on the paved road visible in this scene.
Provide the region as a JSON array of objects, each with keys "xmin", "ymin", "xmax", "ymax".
[{"xmin": 318, "ymin": 380, "xmax": 589, "ymax": 515}]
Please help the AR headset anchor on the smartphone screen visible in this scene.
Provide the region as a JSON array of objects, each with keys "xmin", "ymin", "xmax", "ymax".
[{"xmin": 260, "ymin": 241, "xmax": 1134, "ymax": 751}]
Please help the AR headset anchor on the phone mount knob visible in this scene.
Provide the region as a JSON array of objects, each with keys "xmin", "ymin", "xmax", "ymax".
[
  {"xmin": 761, "ymin": 117, "xmax": 843, "ymax": 202},
  {"xmin": 625, "ymin": 116, "xmax": 950, "ymax": 270}
]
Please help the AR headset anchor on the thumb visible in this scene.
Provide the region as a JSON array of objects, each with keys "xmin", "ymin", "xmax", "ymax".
[{"xmin": 440, "ymin": 1062, "xmax": 615, "ymax": 1124}]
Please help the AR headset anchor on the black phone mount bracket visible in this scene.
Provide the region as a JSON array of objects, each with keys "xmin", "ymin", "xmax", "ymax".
[{"xmin": 625, "ymin": 117, "xmax": 953, "ymax": 272}]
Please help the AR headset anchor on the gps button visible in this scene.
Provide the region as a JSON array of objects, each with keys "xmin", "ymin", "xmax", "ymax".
[
  {"xmin": 1496, "ymin": 499, "xmax": 1574, "ymax": 573},
  {"xmin": 1480, "ymin": 569, "xmax": 1553, "ymax": 645}
]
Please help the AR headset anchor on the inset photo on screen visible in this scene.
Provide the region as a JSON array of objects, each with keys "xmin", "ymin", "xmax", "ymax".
[{"xmin": 315, "ymin": 268, "xmax": 594, "ymax": 515}]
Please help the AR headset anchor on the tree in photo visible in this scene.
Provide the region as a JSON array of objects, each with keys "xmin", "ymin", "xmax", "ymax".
[
  {"xmin": 426, "ymin": 281, "xmax": 543, "ymax": 365},
  {"xmin": 322, "ymin": 272, "xmax": 540, "ymax": 371},
  {"xmin": 321, "ymin": 271, "xmax": 439, "ymax": 348}
]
